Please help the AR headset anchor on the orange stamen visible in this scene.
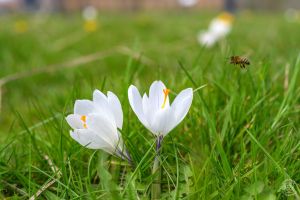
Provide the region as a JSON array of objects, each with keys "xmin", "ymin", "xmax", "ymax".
[
  {"xmin": 81, "ymin": 115, "xmax": 87, "ymax": 128},
  {"xmin": 161, "ymin": 88, "xmax": 170, "ymax": 109},
  {"xmin": 218, "ymin": 12, "xmax": 234, "ymax": 24},
  {"xmin": 81, "ymin": 115, "xmax": 86, "ymax": 123}
]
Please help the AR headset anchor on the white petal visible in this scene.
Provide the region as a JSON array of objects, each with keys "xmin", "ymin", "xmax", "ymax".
[
  {"xmin": 142, "ymin": 94, "xmax": 155, "ymax": 129},
  {"xmin": 209, "ymin": 19, "xmax": 231, "ymax": 38},
  {"xmin": 86, "ymin": 114, "xmax": 120, "ymax": 148},
  {"xmin": 148, "ymin": 80, "xmax": 169, "ymax": 110},
  {"xmin": 128, "ymin": 85, "xmax": 148, "ymax": 126},
  {"xmin": 142, "ymin": 94, "xmax": 149, "ymax": 114},
  {"xmin": 107, "ymin": 91, "xmax": 123, "ymax": 129},
  {"xmin": 66, "ymin": 114, "xmax": 84, "ymax": 129},
  {"xmin": 74, "ymin": 100, "xmax": 94, "ymax": 115},
  {"xmin": 149, "ymin": 107, "xmax": 175, "ymax": 136},
  {"xmin": 93, "ymin": 89, "xmax": 108, "ymax": 104},
  {"xmin": 171, "ymin": 88, "xmax": 193, "ymax": 124},
  {"xmin": 70, "ymin": 129, "xmax": 115, "ymax": 154},
  {"xmin": 92, "ymin": 90, "xmax": 116, "ymax": 125},
  {"xmin": 198, "ymin": 31, "xmax": 217, "ymax": 47}
]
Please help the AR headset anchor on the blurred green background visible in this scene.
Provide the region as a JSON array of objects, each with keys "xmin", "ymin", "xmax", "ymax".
[{"xmin": 0, "ymin": 0, "xmax": 300, "ymax": 199}]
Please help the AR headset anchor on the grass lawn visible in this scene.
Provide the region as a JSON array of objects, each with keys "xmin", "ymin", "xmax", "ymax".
[{"xmin": 0, "ymin": 11, "xmax": 300, "ymax": 199}]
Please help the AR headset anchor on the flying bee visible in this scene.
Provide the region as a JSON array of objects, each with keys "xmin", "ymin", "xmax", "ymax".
[{"xmin": 229, "ymin": 56, "xmax": 250, "ymax": 69}]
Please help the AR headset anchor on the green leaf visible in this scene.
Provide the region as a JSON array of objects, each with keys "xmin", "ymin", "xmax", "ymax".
[
  {"xmin": 258, "ymin": 191, "xmax": 276, "ymax": 200},
  {"xmin": 125, "ymin": 172, "xmax": 139, "ymax": 200},
  {"xmin": 241, "ymin": 195, "xmax": 253, "ymax": 200},
  {"xmin": 244, "ymin": 181, "xmax": 264, "ymax": 196}
]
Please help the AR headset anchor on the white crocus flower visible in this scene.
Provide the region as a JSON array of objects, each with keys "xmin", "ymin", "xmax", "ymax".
[
  {"xmin": 198, "ymin": 12, "xmax": 234, "ymax": 47},
  {"xmin": 128, "ymin": 80, "xmax": 193, "ymax": 137},
  {"xmin": 208, "ymin": 18, "xmax": 232, "ymax": 38},
  {"xmin": 178, "ymin": 0, "xmax": 198, "ymax": 7},
  {"xmin": 198, "ymin": 31, "xmax": 218, "ymax": 47},
  {"xmin": 66, "ymin": 90, "xmax": 130, "ymax": 161}
]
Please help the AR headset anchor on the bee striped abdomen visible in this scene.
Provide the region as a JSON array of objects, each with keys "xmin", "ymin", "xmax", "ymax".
[{"xmin": 230, "ymin": 56, "xmax": 250, "ymax": 68}]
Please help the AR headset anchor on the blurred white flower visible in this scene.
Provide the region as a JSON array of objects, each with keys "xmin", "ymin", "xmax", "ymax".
[
  {"xmin": 209, "ymin": 18, "xmax": 232, "ymax": 38},
  {"xmin": 82, "ymin": 6, "xmax": 98, "ymax": 21},
  {"xmin": 82, "ymin": 6, "xmax": 99, "ymax": 32},
  {"xmin": 0, "ymin": 0, "xmax": 14, "ymax": 3},
  {"xmin": 197, "ymin": 31, "xmax": 217, "ymax": 47},
  {"xmin": 66, "ymin": 90, "xmax": 130, "ymax": 161},
  {"xmin": 128, "ymin": 80, "xmax": 193, "ymax": 137},
  {"xmin": 198, "ymin": 12, "xmax": 234, "ymax": 47},
  {"xmin": 178, "ymin": 0, "xmax": 198, "ymax": 8},
  {"xmin": 285, "ymin": 9, "xmax": 300, "ymax": 23}
]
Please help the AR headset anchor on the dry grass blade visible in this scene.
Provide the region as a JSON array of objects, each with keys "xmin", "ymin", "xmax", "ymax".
[
  {"xmin": 0, "ymin": 48, "xmax": 116, "ymax": 86},
  {"xmin": 1, "ymin": 180, "xmax": 29, "ymax": 197},
  {"xmin": 284, "ymin": 63, "xmax": 289, "ymax": 92},
  {"xmin": 29, "ymin": 155, "xmax": 62, "ymax": 200},
  {"xmin": 0, "ymin": 46, "xmax": 154, "ymax": 112},
  {"xmin": 116, "ymin": 46, "xmax": 155, "ymax": 66},
  {"xmin": 0, "ymin": 46, "xmax": 153, "ymax": 87}
]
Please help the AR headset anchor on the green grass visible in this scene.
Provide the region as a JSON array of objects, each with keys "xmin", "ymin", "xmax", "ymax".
[{"xmin": 0, "ymin": 11, "xmax": 300, "ymax": 199}]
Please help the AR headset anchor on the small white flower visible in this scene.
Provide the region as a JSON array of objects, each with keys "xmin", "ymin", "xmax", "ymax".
[
  {"xmin": 198, "ymin": 31, "xmax": 218, "ymax": 47},
  {"xmin": 177, "ymin": 0, "xmax": 198, "ymax": 7},
  {"xmin": 66, "ymin": 90, "xmax": 129, "ymax": 160},
  {"xmin": 198, "ymin": 12, "xmax": 233, "ymax": 47},
  {"xmin": 208, "ymin": 18, "xmax": 232, "ymax": 38},
  {"xmin": 82, "ymin": 6, "xmax": 98, "ymax": 20},
  {"xmin": 128, "ymin": 80, "xmax": 193, "ymax": 137}
]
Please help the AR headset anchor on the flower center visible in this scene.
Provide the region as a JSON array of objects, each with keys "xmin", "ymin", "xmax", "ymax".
[
  {"xmin": 218, "ymin": 12, "xmax": 234, "ymax": 24},
  {"xmin": 161, "ymin": 88, "xmax": 170, "ymax": 109},
  {"xmin": 81, "ymin": 115, "xmax": 87, "ymax": 129}
]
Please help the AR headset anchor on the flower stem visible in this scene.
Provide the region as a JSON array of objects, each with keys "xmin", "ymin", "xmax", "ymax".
[
  {"xmin": 125, "ymin": 149, "xmax": 134, "ymax": 167},
  {"xmin": 151, "ymin": 135, "xmax": 163, "ymax": 200},
  {"xmin": 117, "ymin": 149, "xmax": 133, "ymax": 167}
]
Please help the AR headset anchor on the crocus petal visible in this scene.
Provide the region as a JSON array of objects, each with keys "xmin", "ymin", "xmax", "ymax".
[
  {"xmin": 209, "ymin": 19, "xmax": 231, "ymax": 38},
  {"xmin": 171, "ymin": 88, "xmax": 193, "ymax": 124},
  {"xmin": 70, "ymin": 129, "xmax": 115, "ymax": 153},
  {"xmin": 148, "ymin": 81, "xmax": 169, "ymax": 110},
  {"xmin": 198, "ymin": 31, "xmax": 217, "ymax": 47},
  {"xmin": 107, "ymin": 91, "xmax": 123, "ymax": 129},
  {"xmin": 142, "ymin": 94, "xmax": 149, "ymax": 115},
  {"xmin": 92, "ymin": 90, "xmax": 116, "ymax": 125},
  {"xmin": 86, "ymin": 114, "xmax": 119, "ymax": 148},
  {"xmin": 93, "ymin": 89, "xmax": 107, "ymax": 102},
  {"xmin": 74, "ymin": 100, "xmax": 94, "ymax": 115},
  {"xmin": 128, "ymin": 85, "xmax": 148, "ymax": 127},
  {"xmin": 149, "ymin": 107, "xmax": 175, "ymax": 136},
  {"xmin": 66, "ymin": 114, "xmax": 84, "ymax": 129},
  {"xmin": 142, "ymin": 93, "xmax": 155, "ymax": 129}
]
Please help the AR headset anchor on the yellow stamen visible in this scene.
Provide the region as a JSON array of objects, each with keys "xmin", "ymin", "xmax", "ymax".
[
  {"xmin": 161, "ymin": 88, "xmax": 170, "ymax": 109},
  {"xmin": 81, "ymin": 115, "xmax": 87, "ymax": 128},
  {"xmin": 218, "ymin": 12, "xmax": 234, "ymax": 24},
  {"xmin": 81, "ymin": 115, "xmax": 87, "ymax": 122}
]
